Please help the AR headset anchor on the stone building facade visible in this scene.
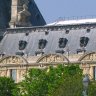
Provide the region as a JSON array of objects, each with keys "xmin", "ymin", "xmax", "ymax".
[
  {"xmin": 0, "ymin": 0, "xmax": 96, "ymax": 83},
  {"xmin": 0, "ymin": 22, "xmax": 96, "ymax": 82}
]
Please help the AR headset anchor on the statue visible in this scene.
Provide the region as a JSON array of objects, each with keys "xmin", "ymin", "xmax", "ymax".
[{"xmin": 17, "ymin": 4, "xmax": 32, "ymax": 27}]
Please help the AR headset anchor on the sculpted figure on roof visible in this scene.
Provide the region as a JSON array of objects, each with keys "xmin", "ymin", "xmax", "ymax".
[{"xmin": 17, "ymin": 3, "xmax": 32, "ymax": 27}]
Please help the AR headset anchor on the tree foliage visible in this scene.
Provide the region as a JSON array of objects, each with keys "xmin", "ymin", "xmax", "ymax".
[
  {"xmin": 20, "ymin": 65, "xmax": 83, "ymax": 96},
  {"xmin": 88, "ymin": 81, "xmax": 96, "ymax": 96},
  {"xmin": 0, "ymin": 64, "xmax": 96, "ymax": 96},
  {"xmin": 0, "ymin": 77, "xmax": 16, "ymax": 96}
]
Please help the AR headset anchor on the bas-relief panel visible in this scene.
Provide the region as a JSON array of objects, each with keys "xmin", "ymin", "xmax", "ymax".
[
  {"xmin": 18, "ymin": 69, "xmax": 26, "ymax": 81},
  {"xmin": 0, "ymin": 56, "xmax": 24, "ymax": 64},
  {"xmin": 0, "ymin": 70, "xmax": 7, "ymax": 76},
  {"xmin": 81, "ymin": 53, "xmax": 96, "ymax": 61},
  {"xmin": 38, "ymin": 54, "xmax": 66, "ymax": 63},
  {"xmin": 19, "ymin": 70, "xmax": 26, "ymax": 76}
]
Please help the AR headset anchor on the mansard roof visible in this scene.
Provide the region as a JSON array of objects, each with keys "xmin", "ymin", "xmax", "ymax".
[{"xmin": 0, "ymin": 21, "xmax": 96, "ymax": 56}]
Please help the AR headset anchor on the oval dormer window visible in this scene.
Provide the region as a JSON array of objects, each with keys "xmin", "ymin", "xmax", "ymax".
[{"xmin": 19, "ymin": 40, "xmax": 27, "ymax": 50}]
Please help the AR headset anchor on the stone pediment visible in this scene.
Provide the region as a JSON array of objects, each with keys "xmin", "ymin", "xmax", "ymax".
[
  {"xmin": 36, "ymin": 54, "xmax": 69, "ymax": 63},
  {"xmin": 0, "ymin": 55, "xmax": 28, "ymax": 65},
  {"xmin": 78, "ymin": 52, "xmax": 96, "ymax": 62}
]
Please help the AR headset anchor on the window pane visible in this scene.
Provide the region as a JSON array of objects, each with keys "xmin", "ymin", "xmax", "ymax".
[{"xmin": 10, "ymin": 69, "xmax": 17, "ymax": 82}]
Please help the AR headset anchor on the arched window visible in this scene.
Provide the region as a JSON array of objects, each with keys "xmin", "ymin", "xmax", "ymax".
[
  {"xmin": 80, "ymin": 37, "xmax": 89, "ymax": 47},
  {"xmin": 59, "ymin": 38, "xmax": 68, "ymax": 48}
]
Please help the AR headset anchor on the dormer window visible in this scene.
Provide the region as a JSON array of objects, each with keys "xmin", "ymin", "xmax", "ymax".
[
  {"xmin": 86, "ymin": 28, "xmax": 90, "ymax": 33},
  {"xmin": 45, "ymin": 31, "xmax": 49, "ymax": 35},
  {"xmin": 25, "ymin": 33, "xmax": 29, "ymax": 36},
  {"xmin": 38, "ymin": 39, "xmax": 47, "ymax": 49},
  {"xmin": 80, "ymin": 37, "xmax": 89, "ymax": 47},
  {"xmin": 19, "ymin": 40, "xmax": 27, "ymax": 50},
  {"xmin": 65, "ymin": 30, "xmax": 69, "ymax": 34},
  {"xmin": 59, "ymin": 38, "xmax": 68, "ymax": 48}
]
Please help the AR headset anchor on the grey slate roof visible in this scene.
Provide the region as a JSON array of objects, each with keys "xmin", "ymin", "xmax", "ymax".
[{"xmin": 0, "ymin": 23, "xmax": 96, "ymax": 56}]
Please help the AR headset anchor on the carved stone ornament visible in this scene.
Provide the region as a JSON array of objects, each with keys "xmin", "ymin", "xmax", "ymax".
[
  {"xmin": 36, "ymin": 54, "xmax": 69, "ymax": 63},
  {"xmin": 79, "ymin": 52, "xmax": 96, "ymax": 62},
  {"xmin": 0, "ymin": 56, "xmax": 27, "ymax": 65},
  {"xmin": 0, "ymin": 70, "xmax": 7, "ymax": 76}
]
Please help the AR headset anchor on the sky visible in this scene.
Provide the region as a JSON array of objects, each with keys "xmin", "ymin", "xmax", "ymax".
[{"xmin": 35, "ymin": 0, "xmax": 96, "ymax": 23}]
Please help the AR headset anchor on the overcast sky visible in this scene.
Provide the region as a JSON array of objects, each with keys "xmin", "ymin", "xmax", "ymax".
[{"xmin": 35, "ymin": 0, "xmax": 96, "ymax": 23}]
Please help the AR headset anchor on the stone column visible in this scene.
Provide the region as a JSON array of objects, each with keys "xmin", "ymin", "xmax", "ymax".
[
  {"xmin": 9, "ymin": 0, "xmax": 19, "ymax": 28},
  {"xmin": 89, "ymin": 66, "xmax": 94, "ymax": 79},
  {"xmin": 16, "ymin": 69, "xmax": 20, "ymax": 83},
  {"xmin": 7, "ymin": 69, "xmax": 10, "ymax": 77}
]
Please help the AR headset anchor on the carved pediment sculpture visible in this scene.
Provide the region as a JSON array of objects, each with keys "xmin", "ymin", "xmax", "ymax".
[
  {"xmin": 78, "ymin": 52, "xmax": 96, "ymax": 62},
  {"xmin": 0, "ymin": 56, "xmax": 28, "ymax": 65},
  {"xmin": 36, "ymin": 54, "xmax": 69, "ymax": 63}
]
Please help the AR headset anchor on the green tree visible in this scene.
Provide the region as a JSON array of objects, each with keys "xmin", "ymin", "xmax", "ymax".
[
  {"xmin": 52, "ymin": 65, "xmax": 83, "ymax": 96},
  {"xmin": 88, "ymin": 81, "xmax": 96, "ymax": 96},
  {"xmin": 20, "ymin": 65, "xmax": 83, "ymax": 96},
  {"xmin": 0, "ymin": 77, "xmax": 17, "ymax": 96},
  {"xmin": 20, "ymin": 68, "xmax": 48, "ymax": 96}
]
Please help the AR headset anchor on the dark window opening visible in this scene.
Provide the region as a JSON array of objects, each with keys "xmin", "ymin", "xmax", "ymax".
[
  {"xmin": 87, "ymin": 28, "xmax": 90, "ymax": 33},
  {"xmin": 55, "ymin": 50, "xmax": 65, "ymax": 54},
  {"xmin": 38, "ymin": 39, "xmax": 47, "ymax": 49},
  {"xmin": 76, "ymin": 49, "xmax": 86, "ymax": 54},
  {"xmin": 35, "ymin": 51, "xmax": 44, "ymax": 56},
  {"xmin": 16, "ymin": 52, "xmax": 24, "ymax": 56},
  {"xmin": 19, "ymin": 40, "xmax": 27, "ymax": 50},
  {"xmin": 0, "ymin": 53, "xmax": 5, "ymax": 57},
  {"xmin": 93, "ymin": 67, "xmax": 96, "ymax": 80},
  {"xmin": 65, "ymin": 30, "xmax": 69, "ymax": 34},
  {"xmin": 45, "ymin": 31, "xmax": 49, "ymax": 35},
  {"xmin": 80, "ymin": 37, "xmax": 89, "ymax": 47},
  {"xmin": 59, "ymin": 38, "xmax": 68, "ymax": 48},
  {"xmin": 25, "ymin": 33, "xmax": 29, "ymax": 36},
  {"xmin": 10, "ymin": 69, "xmax": 17, "ymax": 82}
]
